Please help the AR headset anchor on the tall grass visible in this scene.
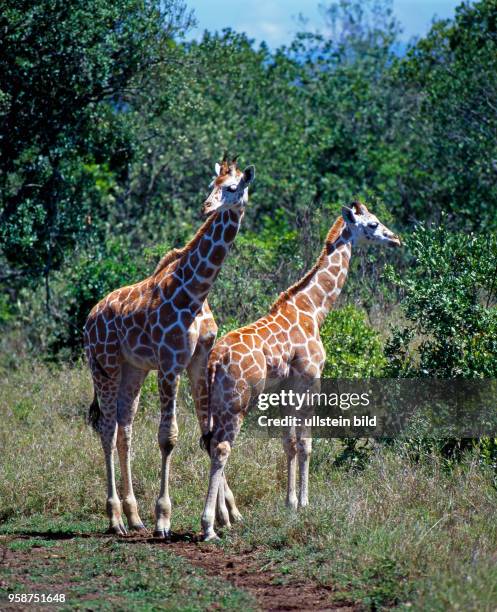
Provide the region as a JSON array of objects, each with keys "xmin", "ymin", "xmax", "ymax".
[{"xmin": 1, "ymin": 361, "xmax": 496, "ymax": 609}]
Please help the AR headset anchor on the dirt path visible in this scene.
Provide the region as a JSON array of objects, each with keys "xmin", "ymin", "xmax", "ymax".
[
  {"xmin": 166, "ymin": 539, "xmax": 356, "ymax": 612},
  {"xmin": 121, "ymin": 532, "xmax": 357, "ymax": 611},
  {"xmin": 1, "ymin": 532, "xmax": 358, "ymax": 611}
]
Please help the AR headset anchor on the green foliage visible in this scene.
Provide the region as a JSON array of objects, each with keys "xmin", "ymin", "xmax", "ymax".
[
  {"xmin": 385, "ymin": 222, "xmax": 497, "ymax": 378},
  {"xmin": 397, "ymin": 0, "xmax": 497, "ymax": 230},
  {"xmin": 384, "ymin": 222, "xmax": 497, "ymax": 464},
  {"xmin": 124, "ymin": 28, "xmax": 315, "ymax": 242},
  {"xmin": 321, "ymin": 305, "xmax": 386, "ymax": 378},
  {"xmin": 291, "ymin": 1, "xmax": 403, "ymax": 211},
  {"xmin": 479, "ymin": 437, "xmax": 497, "ymax": 472},
  {"xmin": 49, "ymin": 238, "xmax": 147, "ymax": 354},
  {"xmin": 0, "ymin": 293, "xmax": 14, "ymax": 326},
  {"xmin": 0, "ymin": 0, "xmax": 191, "ymax": 281},
  {"xmin": 2, "ymin": 0, "xmax": 497, "ymax": 363},
  {"xmin": 315, "ymin": 304, "xmax": 384, "ymax": 486}
]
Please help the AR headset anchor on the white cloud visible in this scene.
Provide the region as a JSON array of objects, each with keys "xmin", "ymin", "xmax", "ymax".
[
  {"xmin": 187, "ymin": 0, "xmax": 460, "ymax": 47},
  {"xmin": 239, "ymin": 19, "xmax": 289, "ymax": 46}
]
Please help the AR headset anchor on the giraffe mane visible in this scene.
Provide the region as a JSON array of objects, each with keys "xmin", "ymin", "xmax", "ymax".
[
  {"xmin": 153, "ymin": 248, "xmax": 183, "ymax": 275},
  {"xmin": 269, "ymin": 215, "xmax": 346, "ymax": 314},
  {"xmin": 153, "ymin": 214, "xmax": 218, "ymax": 276}
]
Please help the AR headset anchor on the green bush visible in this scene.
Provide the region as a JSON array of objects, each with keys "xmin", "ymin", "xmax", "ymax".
[
  {"xmin": 0, "ymin": 0, "xmax": 190, "ymax": 281},
  {"xmin": 48, "ymin": 237, "xmax": 147, "ymax": 355},
  {"xmin": 321, "ymin": 305, "xmax": 386, "ymax": 378},
  {"xmin": 384, "ymin": 221, "xmax": 497, "ymax": 464},
  {"xmin": 385, "ymin": 222, "xmax": 497, "ymax": 378},
  {"xmin": 313, "ymin": 304, "xmax": 386, "ymax": 473}
]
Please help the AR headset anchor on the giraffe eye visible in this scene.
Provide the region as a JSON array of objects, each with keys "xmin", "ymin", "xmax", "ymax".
[
  {"xmin": 368, "ymin": 222, "xmax": 379, "ymax": 229},
  {"xmin": 227, "ymin": 184, "xmax": 237, "ymax": 193}
]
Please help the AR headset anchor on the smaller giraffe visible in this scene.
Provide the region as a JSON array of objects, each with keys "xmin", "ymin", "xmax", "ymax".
[{"xmin": 201, "ymin": 201, "xmax": 400, "ymax": 540}]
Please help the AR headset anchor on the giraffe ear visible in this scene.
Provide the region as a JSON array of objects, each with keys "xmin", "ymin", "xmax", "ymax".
[
  {"xmin": 214, "ymin": 162, "xmax": 221, "ymax": 176},
  {"xmin": 243, "ymin": 165, "xmax": 255, "ymax": 184},
  {"xmin": 342, "ymin": 206, "xmax": 358, "ymax": 224}
]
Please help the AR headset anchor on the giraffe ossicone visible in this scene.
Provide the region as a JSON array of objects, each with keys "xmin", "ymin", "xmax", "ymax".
[
  {"xmin": 201, "ymin": 201, "xmax": 401, "ymax": 541},
  {"xmin": 84, "ymin": 154, "xmax": 255, "ymax": 537}
]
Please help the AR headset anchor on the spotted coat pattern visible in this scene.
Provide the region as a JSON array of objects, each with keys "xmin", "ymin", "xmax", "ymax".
[
  {"xmin": 84, "ymin": 158, "xmax": 254, "ymax": 536},
  {"xmin": 201, "ymin": 202, "xmax": 401, "ymax": 540}
]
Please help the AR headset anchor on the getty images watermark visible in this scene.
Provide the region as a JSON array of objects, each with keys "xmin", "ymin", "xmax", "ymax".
[
  {"xmin": 257, "ymin": 388, "xmax": 374, "ymax": 428},
  {"xmin": 245, "ymin": 379, "xmax": 497, "ymax": 438}
]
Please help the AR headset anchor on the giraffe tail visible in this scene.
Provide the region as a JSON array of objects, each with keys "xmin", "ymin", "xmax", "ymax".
[
  {"xmin": 87, "ymin": 388, "xmax": 101, "ymax": 432},
  {"xmin": 87, "ymin": 353, "xmax": 109, "ymax": 432}
]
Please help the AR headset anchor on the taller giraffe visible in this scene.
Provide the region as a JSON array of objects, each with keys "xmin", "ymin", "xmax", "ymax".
[
  {"xmin": 201, "ymin": 201, "xmax": 400, "ymax": 540},
  {"xmin": 84, "ymin": 155, "xmax": 255, "ymax": 537}
]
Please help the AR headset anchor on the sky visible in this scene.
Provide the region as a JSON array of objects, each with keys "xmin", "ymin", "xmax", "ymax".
[{"xmin": 186, "ymin": 0, "xmax": 461, "ymax": 48}]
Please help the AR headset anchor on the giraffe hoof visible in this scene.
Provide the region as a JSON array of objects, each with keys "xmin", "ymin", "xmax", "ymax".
[
  {"xmin": 215, "ymin": 511, "xmax": 231, "ymax": 528},
  {"xmin": 216, "ymin": 519, "xmax": 232, "ymax": 530},
  {"xmin": 107, "ymin": 523, "xmax": 128, "ymax": 536},
  {"xmin": 153, "ymin": 528, "xmax": 171, "ymax": 539},
  {"xmin": 229, "ymin": 510, "xmax": 243, "ymax": 523},
  {"xmin": 286, "ymin": 498, "xmax": 298, "ymax": 511},
  {"xmin": 203, "ymin": 532, "xmax": 221, "ymax": 542},
  {"xmin": 129, "ymin": 523, "xmax": 147, "ymax": 533}
]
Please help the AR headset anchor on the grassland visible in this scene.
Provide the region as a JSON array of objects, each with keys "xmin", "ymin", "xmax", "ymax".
[{"xmin": 1, "ymin": 361, "xmax": 496, "ymax": 610}]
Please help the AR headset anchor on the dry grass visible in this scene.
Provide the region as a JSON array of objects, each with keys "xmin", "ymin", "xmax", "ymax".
[
  {"xmin": 1, "ymin": 360, "xmax": 496, "ymax": 610},
  {"xmin": 0, "ymin": 360, "xmax": 282, "ymax": 528}
]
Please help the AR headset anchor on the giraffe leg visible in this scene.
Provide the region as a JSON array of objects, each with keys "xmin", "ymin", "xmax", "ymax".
[
  {"xmin": 103, "ymin": 441, "xmax": 126, "ymax": 535},
  {"xmin": 187, "ymin": 326, "xmax": 242, "ymax": 525},
  {"xmin": 222, "ymin": 477, "xmax": 242, "ymax": 523},
  {"xmin": 154, "ymin": 371, "xmax": 179, "ymax": 538},
  {"xmin": 297, "ymin": 435, "xmax": 312, "ymax": 508},
  {"xmin": 294, "ymin": 371, "xmax": 319, "ymax": 509},
  {"xmin": 202, "ymin": 438, "xmax": 232, "ymax": 541},
  {"xmin": 87, "ymin": 336, "xmax": 127, "ymax": 535},
  {"xmin": 94, "ymin": 377, "xmax": 126, "ymax": 535},
  {"xmin": 116, "ymin": 364, "xmax": 147, "ymax": 532},
  {"xmin": 215, "ymin": 470, "xmax": 231, "ymax": 529},
  {"xmin": 283, "ymin": 432, "xmax": 298, "ymax": 510},
  {"xmin": 287, "ymin": 364, "xmax": 320, "ymax": 509}
]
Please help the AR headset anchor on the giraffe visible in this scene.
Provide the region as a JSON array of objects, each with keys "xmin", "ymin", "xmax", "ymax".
[
  {"xmin": 200, "ymin": 201, "xmax": 401, "ymax": 540},
  {"xmin": 84, "ymin": 155, "xmax": 255, "ymax": 537}
]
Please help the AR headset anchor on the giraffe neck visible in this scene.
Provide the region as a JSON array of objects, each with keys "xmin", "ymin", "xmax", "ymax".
[
  {"xmin": 276, "ymin": 217, "xmax": 352, "ymax": 327},
  {"xmin": 160, "ymin": 207, "xmax": 243, "ymax": 304}
]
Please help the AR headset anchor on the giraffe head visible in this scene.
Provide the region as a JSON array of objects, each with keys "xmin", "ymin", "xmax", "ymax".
[
  {"xmin": 202, "ymin": 154, "xmax": 255, "ymax": 216},
  {"xmin": 341, "ymin": 201, "xmax": 401, "ymax": 247}
]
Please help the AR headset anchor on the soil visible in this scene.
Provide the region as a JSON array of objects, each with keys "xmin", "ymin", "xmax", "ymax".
[
  {"xmin": 0, "ymin": 532, "xmax": 359, "ymax": 612},
  {"xmin": 169, "ymin": 542, "xmax": 356, "ymax": 611}
]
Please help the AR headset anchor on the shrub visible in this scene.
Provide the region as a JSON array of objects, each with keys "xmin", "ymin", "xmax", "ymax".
[
  {"xmin": 384, "ymin": 221, "xmax": 497, "ymax": 464},
  {"xmin": 385, "ymin": 222, "xmax": 497, "ymax": 378},
  {"xmin": 48, "ymin": 237, "xmax": 147, "ymax": 355},
  {"xmin": 321, "ymin": 305, "xmax": 386, "ymax": 378},
  {"xmin": 313, "ymin": 305, "xmax": 386, "ymax": 470}
]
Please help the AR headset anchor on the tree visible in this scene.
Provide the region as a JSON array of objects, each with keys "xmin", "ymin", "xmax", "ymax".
[
  {"xmin": 396, "ymin": 0, "xmax": 497, "ymax": 229},
  {"xmin": 0, "ymin": 0, "xmax": 192, "ymax": 294},
  {"xmin": 122, "ymin": 29, "xmax": 315, "ymax": 242}
]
